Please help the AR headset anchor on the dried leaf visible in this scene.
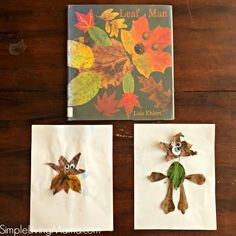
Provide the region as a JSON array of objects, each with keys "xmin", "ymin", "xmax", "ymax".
[
  {"xmin": 148, "ymin": 172, "xmax": 167, "ymax": 182},
  {"xmin": 68, "ymin": 175, "xmax": 81, "ymax": 193},
  {"xmin": 47, "ymin": 153, "xmax": 85, "ymax": 194},
  {"xmin": 167, "ymin": 162, "xmax": 186, "ymax": 190},
  {"xmin": 185, "ymin": 174, "xmax": 206, "ymax": 185},
  {"xmin": 118, "ymin": 93, "xmax": 141, "ymax": 117},
  {"xmin": 138, "ymin": 76, "xmax": 171, "ymax": 111},
  {"xmin": 160, "ymin": 181, "xmax": 175, "ymax": 214},
  {"xmin": 46, "ymin": 163, "xmax": 61, "ymax": 173},
  {"xmin": 99, "ymin": 8, "xmax": 119, "ymax": 21},
  {"xmin": 75, "ymin": 9, "xmax": 95, "ymax": 32},
  {"xmin": 95, "ymin": 91, "xmax": 119, "ymax": 116},
  {"xmin": 91, "ymin": 39, "xmax": 132, "ymax": 88},
  {"xmin": 68, "ymin": 71, "xmax": 101, "ymax": 106},
  {"xmin": 67, "ymin": 40, "xmax": 94, "ymax": 69},
  {"xmin": 160, "ymin": 132, "xmax": 198, "ymax": 161},
  {"xmin": 178, "ymin": 183, "xmax": 188, "ymax": 214},
  {"xmin": 88, "ymin": 26, "xmax": 112, "ymax": 46}
]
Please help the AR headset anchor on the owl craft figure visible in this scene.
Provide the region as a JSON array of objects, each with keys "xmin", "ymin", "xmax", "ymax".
[
  {"xmin": 148, "ymin": 133, "xmax": 206, "ymax": 214},
  {"xmin": 46, "ymin": 153, "xmax": 85, "ymax": 195}
]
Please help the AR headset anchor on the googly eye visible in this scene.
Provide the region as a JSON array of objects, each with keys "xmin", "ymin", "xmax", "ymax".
[
  {"xmin": 65, "ymin": 164, "xmax": 70, "ymax": 170},
  {"xmin": 171, "ymin": 141, "xmax": 176, "ymax": 147},
  {"xmin": 172, "ymin": 146, "xmax": 181, "ymax": 156},
  {"xmin": 69, "ymin": 163, "xmax": 75, "ymax": 169},
  {"xmin": 176, "ymin": 142, "xmax": 181, "ymax": 147}
]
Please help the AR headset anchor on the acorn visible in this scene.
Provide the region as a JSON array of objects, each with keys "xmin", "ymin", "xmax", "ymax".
[{"xmin": 142, "ymin": 31, "xmax": 150, "ymax": 40}]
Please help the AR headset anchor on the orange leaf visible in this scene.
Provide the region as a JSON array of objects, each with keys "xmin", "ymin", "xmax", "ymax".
[
  {"xmin": 118, "ymin": 93, "xmax": 141, "ymax": 117},
  {"xmin": 95, "ymin": 91, "xmax": 119, "ymax": 116},
  {"xmin": 75, "ymin": 9, "xmax": 95, "ymax": 32}
]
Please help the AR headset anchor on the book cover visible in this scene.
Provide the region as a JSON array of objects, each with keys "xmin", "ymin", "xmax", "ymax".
[{"xmin": 67, "ymin": 5, "xmax": 174, "ymax": 120}]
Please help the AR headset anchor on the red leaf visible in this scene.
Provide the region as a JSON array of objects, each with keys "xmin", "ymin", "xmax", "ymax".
[
  {"xmin": 118, "ymin": 93, "xmax": 141, "ymax": 117},
  {"xmin": 95, "ymin": 92, "xmax": 119, "ymax": 116},
  {"xmin": 75, "ymin": 9, "xmax": 95, "ymax": 32}
]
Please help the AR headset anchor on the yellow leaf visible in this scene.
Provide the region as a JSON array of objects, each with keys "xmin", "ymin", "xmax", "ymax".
[
  {"xmin": 68, "ymin": 175, "xmax": 81, "ymax": 193},
  {"xmin": 111, "ymin": 19, "xmax": 127, "ymax": 29},
  {"xmin": 110, "ymin": 24, "xmax": 119, "ymax": 37},
  {"xmin": 133, "ymin": 54, "xmax": 153, "ymax": 78},
  {"xmin": 105, "ymin": 21, "xmax": 111, "ymax": 34},
  {"xmin": 68, "ymin": 71, "xmax": 101, "ymax": 106},
  {"xmin": 100, "ymin": 8, "xmax": 119, "ymax": 21},
  {"xmin": 67, "ymin": 40, "xmax": 94, "ymax": 69}
]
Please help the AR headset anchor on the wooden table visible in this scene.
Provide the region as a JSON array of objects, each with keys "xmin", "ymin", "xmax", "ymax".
[{"xmin": 0, "ymin": 0, "xmax": 235, "ymax": 235}]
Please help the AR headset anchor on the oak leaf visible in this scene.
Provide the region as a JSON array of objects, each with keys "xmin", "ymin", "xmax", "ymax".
[
  {"xmin": 95, "ymin": 91, "xmax": 119, "ymax": 116},
  {"xmin": 138, "ymin": 76, "xmax": 171, "ymax": 111},
  {"xmin": 91, "ymin": 39, "xmax": 132, "ymax": 88}
]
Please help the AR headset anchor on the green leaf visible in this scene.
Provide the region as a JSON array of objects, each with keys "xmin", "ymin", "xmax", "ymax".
[
  {"xmin": 167, "ymin": 162, "xmax": 186, "ymax": 190},
  {"xmin": 67, "ymin": 40, "xmax": 94, "ymax": 69},
  {"xmin": 122, "ymin": 73, "xmax": 134, "ymax": 93},
  {"xmin": 68, "ymin": 71, "xmax": 101, "ymax": 106},
  {"xmin": 88, "ymin": 26, "xmax": 112, "ymax": 46}
]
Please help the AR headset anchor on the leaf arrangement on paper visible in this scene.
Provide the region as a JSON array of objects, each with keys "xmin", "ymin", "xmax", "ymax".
[
  {"xmin": 46, "ymin": 153, "xmax": 85, "ymax": 195},
  {"xmin": 148, "ymin": 133, "xmax": 206, "ymax": 214}
]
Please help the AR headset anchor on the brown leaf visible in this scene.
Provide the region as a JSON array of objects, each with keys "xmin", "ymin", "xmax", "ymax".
[
  {"xmin": 68, "ymin": 175, "xmax": 81, "ymax": 193},
  {"xmin": 46, "ymin": 163, "xmax": 61, "ymax": 173},
  {"xmin": 178, "ymin": 183, "xmax": 188, "ymax": 214},
  {"xmin": 148, "ymin": 172, "xmax": 167, "ymax": 182},
  {"xmin": 91, "ymin": 39, "xmax": 132, "ymax": 88},
  {"xmin": 185, "ymin": 174, "xmax": 206, "ymax": 185},
  {"xmin": 160, "ymin": 132, "xmax": 197, "ymax": 161},
  {"xmin": 171, "ymin": 132, "xmax": 184, "ymax": 143},
  {"xmin": 69, "ymin": 153, "xmax": 81, "ymax": 167},
  {"xmin": 160, "ymin": 181, "xmax": 175, "ymax": 214},
  {"xmin": 58, "ymin": 156, "xmax": 67, "ymax": 167},
  {"xmin": 138, "ymin": 76, "xmax": 171, "ymax": 111},
  {"xmin": 50, "ymin": 175, "xmax": 68, "ymax": 195}
]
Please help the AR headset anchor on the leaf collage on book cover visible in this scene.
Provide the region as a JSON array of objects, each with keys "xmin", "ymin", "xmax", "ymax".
[
  {"xmin": 95, "ymin": 91, "xmax": 119, "ymax": 116},
  {"xmin": 121, "ymin": 15, "xmax": 172, "ymax": 78},
  {"xmin": 138, "ymin": 76, "xmax": 171, "ymax": 111},
  {"xmin": 91, "ymin": 39, "xmax": 132, "ymax": 88},
  {"xmin": 99, "ymin": 8, "xmax": 127, "ymax": 37}
]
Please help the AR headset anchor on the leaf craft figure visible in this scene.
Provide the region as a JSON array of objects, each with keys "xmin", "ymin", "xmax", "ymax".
[
  {"xmin": 148, "ymin": 162, "xmax": 206, "ymax": 214},
  {"xmin": 148, "ymin": 133, "xmax": 205, "ymax": 214},
  {"xmin": 46, "ymin": 153, "xmax": 85, "ymax": 195},
  {"xmin": 160, "ymin": 132, "xmax": 197, "ymax": 161},
  {"xmin": 121, "ymin": 15, "xmax": 172, "ymax": 78}
]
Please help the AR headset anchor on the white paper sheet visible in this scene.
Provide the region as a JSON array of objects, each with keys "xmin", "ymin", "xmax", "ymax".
[
  {"xmin": 30, "ymin": 125, "xmax": 113, "ymax": 232},
  {"xmin": 134, "ymin": 124, "xmax": 217, "ymax": 230}
]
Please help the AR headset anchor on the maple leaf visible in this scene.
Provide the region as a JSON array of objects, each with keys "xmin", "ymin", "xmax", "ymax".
[
  {"xmin": 138, "ymin": 76, "xmax": 171, "ymax": 111},
  {"xmin": 95, "ymin": 91, "xmax": 119, "ymax": 116},
  {"xmin": 75, "ymin": 9, "xmax": 95, "ymax": 32},
  {"xmin": 118, "ymin": 93, "xmax": 141, "ymax": 117}
]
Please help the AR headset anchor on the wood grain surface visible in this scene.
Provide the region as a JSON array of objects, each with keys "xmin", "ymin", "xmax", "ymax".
[{"xmin": 0, "ymin": 0, "xmax": 236, "ymax": 235}]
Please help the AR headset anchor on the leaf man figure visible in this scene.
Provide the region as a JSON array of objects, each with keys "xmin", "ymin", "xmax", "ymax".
[
  {"xmin": 148, "ymin": 133, "xmax": 206, "ymax": 214},
  {"xmin": 46, "ymin": 153, "xmax": 85, "ymax": 195}
]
